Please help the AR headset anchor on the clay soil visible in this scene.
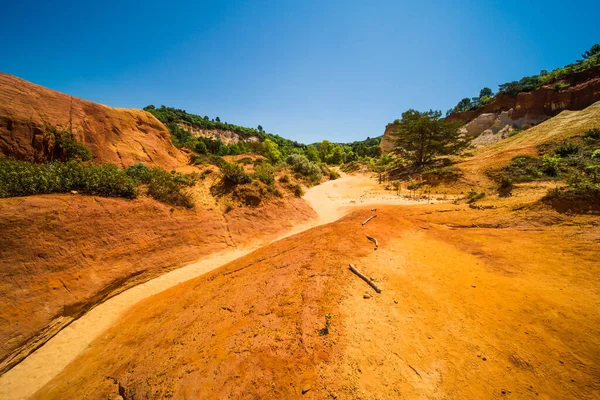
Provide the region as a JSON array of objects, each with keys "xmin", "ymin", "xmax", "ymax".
[
  {"xmin": 0, "ymin": 192, "xmax": 315, "ymax": 375},
  {"xmin": 27, "ymin": 193, "xmax": 600, "ymax": 399}
]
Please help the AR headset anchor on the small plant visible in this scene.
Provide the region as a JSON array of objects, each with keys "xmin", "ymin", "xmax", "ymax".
[
  {"xmin": 553, "ymin": 82, "xmax": 569, "ymax": 90},
  {"xmin": 329, "ymin": 170, "xmax": 340, "ymax": 180},
  {"xmin": 466, "ymin": 190, "xmax": 486, "ymax": 203},
  {"xmin": 286, "ymin": 154, "xmax": 322, "ymax": 184},
  {"xmin": 497, "ymin": 175, "xmax": 513, "ymax": 197},
  {"xmin": 278, "ymin": 174, "xmax": 290, "ymax": 183},
  {"xmin": 555, "ymin": 143, "xmax": 579, "ymax": 157},
  {"xmin": 541, "ymin": 154, "xmax": 560, "ymax": 176},
  {"xmin": 318, "ymin": 314, "xmax": 332, "ymax": 336},
  {"xmin": 252, "ymin": 164, "xmax": 275, "ymax": 185},
  {"xmin": 45, "ymin": 127, "xmax": 92, "ymax": 162},
  {"xmin": 220, "ymin": 162, "xmax": 251, "ymax": 186},
  {"xmin": 584, "ymin": 128, "xmax": 600, "ymax": 140},
  {"xmin": 292, "ymin": 182, "xmax": 304, "ymax": 197},
  {"xmin": 592, "ymin": 149, "xmax": 600, "ymax": 160}
]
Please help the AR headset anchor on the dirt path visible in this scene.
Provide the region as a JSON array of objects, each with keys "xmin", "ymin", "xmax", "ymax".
[{"xmin": 0, "ymin": 173, "xmax": 425, "ymax": 400}]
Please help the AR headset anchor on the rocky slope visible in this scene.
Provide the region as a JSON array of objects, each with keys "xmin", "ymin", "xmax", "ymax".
[
  {"xmin": 380, "ymin": 67, "xmax": 600, "ymax": 152},
  {"xmin": 177, "ymin": 122, "xmax": 260, "ymax": 145},
  {"xmin": 0, "ymin": 73, "xmax": 187, "ymax": 168}
]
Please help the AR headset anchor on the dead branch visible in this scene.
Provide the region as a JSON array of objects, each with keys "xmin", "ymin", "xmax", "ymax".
[
  {"xmin": 349, "ymin": 264, "xmax": 381, "ymax": 293},
  {"xmin": 362, "ymin": 215, "xmax": 377, "ymax": 226},
  {"xmin": 366, "ymin": 235, "xmax": 378, "ymax": 250}
]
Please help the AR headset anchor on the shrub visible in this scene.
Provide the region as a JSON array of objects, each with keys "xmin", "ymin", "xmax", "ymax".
[
  {"xmin": 584, "ymin": 128, "xmax": 600, "ymax": 140},
  {"xmin": 252, "ymin": 164, "xmax": 275, "ymax": 185},
  {"xmin": 555, "ymin": 143, "xmax": 579, "ymax": 157},
  {"xmin": 0, "ymin": 159, "xmax": 136, "ymax": 198},
  {"xmin": 466, "ymin": 190, "xmax": 485, "ymax": 203},
  {"xmin": 329, "ymin": 170, "xmax": 340, "ymax": 180},
  {"xmin": 45, "ymin": 127, "xmax": 92, "ymax": 162},
  {"xmin": 220, "ymin": 162, "xmax": 251, "ymax": 186},
  {"xmin": 292, "ymin": 182, "xmax": 304, "ymax": 197},
  {"xmin": 278, "ymin": 174, "xmax": 290, "ymax": 183},
  {"xmin": 541, "ymin": 155, "xmax": 560, "ymax": 176},
  {"xmin": 126, "ymin": 163, "xmax": 153, "ymax": 183},
  {"xmin": 146, "ymin": 168, "xmax": 194, "ymax": 208},
  {"xmin": 497, "ymin": 175, "xmax": 513, "ymax": 197},
  {"xmin": 592, "ymin": 149, "xmax": 600, "ymax": 160},
  {"xmin": 285, "ymin": 154, "xmax": 322, "ymax": 183}
]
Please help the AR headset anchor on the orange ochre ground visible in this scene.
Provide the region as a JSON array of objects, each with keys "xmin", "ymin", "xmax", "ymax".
[{"xmin": 32, "ymin": 204, "xmax": 600, "ymax": 399}]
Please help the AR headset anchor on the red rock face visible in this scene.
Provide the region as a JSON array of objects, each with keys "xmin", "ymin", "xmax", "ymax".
[
  {"xmin": 382, "ymin": 68, "xmax": 600, "ymax": 152},
  {"xmin": 447, "ymin": 67, "xmax": 600, "ymax": 123},
  {"xmin": 0, "ymin": 73, "xmax": 188, "ymax": 169}
]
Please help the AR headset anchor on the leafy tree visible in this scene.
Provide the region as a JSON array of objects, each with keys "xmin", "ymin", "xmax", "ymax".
[
  {"xmin": 390, "ymin": 109, "xmax": 470, "ymax": 166},
  {"xmin": 329, "ymin": 145, "xmax": 345, "ymax": 165},
  {"xmin": 263, "ymin": 138, "xmax": 282, "ymax": 163},
  {"xmin": 581, "ymin": 44, "xmax": 600, "ymax": 60},
  {"xmin": 195, "ymin": 140, "xmax": 208, "ymax": 154},
  {"xmin": 215, "ymin": 117, "xmax": 221, "ymax": 122},
  {"xmin": 317, "ymin": 140, "xmax": 334, "ymax": 164},
  {"xmin": 479, "ymin": 87, "xmax": 493, "ymax": 98},
  {"xmin": 306, "ymin": 145, "xmax": 320, "ymax": 162},
  {"xmin": 257, "ymin": 125, "xmax": 263, "ymax": 132}
]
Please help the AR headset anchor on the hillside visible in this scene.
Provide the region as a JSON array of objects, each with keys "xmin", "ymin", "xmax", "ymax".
[
  {"xmin": 0, "ymin": 73, "xmax": 187, "ymax": 169},
  {"xmin": 0, "ymin": 189, "xmax": 316, "ymax": 375},
  {"xmin": 381, "ymin": 53, "xmax": 600, "ymax": 153},
  {"xmin": 27, "ymin": 205, "xmax": 600, "ymax": 400}
]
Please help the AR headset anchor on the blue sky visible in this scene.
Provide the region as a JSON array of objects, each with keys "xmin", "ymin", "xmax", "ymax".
[{"xmin": 1, "ymin": 0, "xmax": 598, "ymax": 143}]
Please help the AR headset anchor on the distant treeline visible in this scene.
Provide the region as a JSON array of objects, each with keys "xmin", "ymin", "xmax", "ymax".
[{"xmin": 144, "ymin": 105, "xmax": 382, "ymax": 164}]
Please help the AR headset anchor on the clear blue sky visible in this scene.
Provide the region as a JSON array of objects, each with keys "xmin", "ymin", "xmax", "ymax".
[{"xmin": 1, "ymin": 0, "xmax": 598, "ymax": 144}]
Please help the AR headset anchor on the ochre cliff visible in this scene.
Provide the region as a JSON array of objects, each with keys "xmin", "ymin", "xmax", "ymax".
[
  {"xmin": 381, "ymin": 67, "xmax": 600, "ymax": 152},
  {"xmin": 0, "ymin": 73, "xmax": 188, "ymax": 169},
  {"xmin": 177, "ymin": 122, "xmax": 260, "ymax": 145}
]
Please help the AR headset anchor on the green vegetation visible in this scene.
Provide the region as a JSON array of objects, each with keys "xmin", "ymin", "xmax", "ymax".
[
  {"xmin": 0, "ymin": 159, "xmax": 195, "ymax": 208},
  {"xmin": 497, "ymin": 175, "xmax": 514, "ymax": 197},
  {"xmin": 446, "ymin": 44, "xmax": 600, "ymax": 116},
  {"xmin": 491, "ymin": 127, "xmax": 600, "ymax": 212},
  {"xmin": 144, "ymin": 105, "xmax": 306, "ymax": 157},
  {"xmin": 497, "ymin": 44, "xmax": 599, "ymax": 97},
  {"xmin": 45, "ymin": 127, "xmax": 93, "ymax": 162},
  {"xmin": 220, "ymin": 162, "xmax": 252, "ymax": 186},
  {"xmin": 0, "ymin": 159, "xmax": 136, "ymax": 199},
  {"xmin": 285, "ymin": 154, "xmax": 322, "ymax": 184},
  {"xmin": 252, "ymin": 163, "xmax": 276, "ymax": 185},
  {"xmin": 446, "ymin": 87, "xmax": 495, "ymax": 116},
  {"xmin": 389, "ymin": 109, "xmax": 470, "ymax": 166}
]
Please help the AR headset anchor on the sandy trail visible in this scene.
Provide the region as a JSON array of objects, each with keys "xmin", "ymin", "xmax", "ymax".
[{"xmin": 0, "ymin": 173, "xmax": 426, "ymax": 400}]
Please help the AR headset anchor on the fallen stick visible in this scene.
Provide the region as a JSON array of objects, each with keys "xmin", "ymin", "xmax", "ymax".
[
  {"xmin": 349, "ymin": 264, "xmax": 381, "ymax": 293},
  {"xmin": 362, "ymin": 215, "xmax": 377, "ymax": 226},
  {"xmin": 366, "ymin": 235, "xmax": 378, "ymax": 250}
]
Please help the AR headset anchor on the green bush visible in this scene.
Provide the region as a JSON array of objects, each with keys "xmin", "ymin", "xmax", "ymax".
[
  {"xmin": 497, "ymin": 175, "xmax": 513, "ymax": 197},
  {"xmin": 0, "ymin": 159, "xmax": 195, "ymax": 208},
  {"xmin": 541, "ymin": 155, "xmax": 560, "ymax": 176},
  {"xmin": 0, "ymin": 159, "xmax": 136, "ymax": 198},
  {"xmin": 278, "ymin": 174, "xmax": 290, "ymax": 183},
  {"xmin": 146, "ymin": 168, "xmax": 194, "ymax": 208},
  {"xmin": 592, "ymin": 149, "xmax": 600, "ymax": 160},
  {"xmin": 292, "ymin": 182, "xmax": 304, "ymax": 197},
  {"xmin": 584, "ymin": 128, "xmax": 600, "ymax": 140},
  {"xmin": 286, "ymin": 154, "xmax": 322, "ymax": 183},
  {"xmin": 45, "ymin": 127, "xmax": 92, "ymax": 162},
  {"xmin": 555, "ymin": 143, "xmax": 579, "ymax": 157},
  {"xmin": 252, "ymin": 164, "xmax": 275, "ymax": 185},
  {"xmin": 329, "ymin": 170, "xmax": 340, "ymax": 180},
  {"xmin": 220, "ymin": 162, "xmax": 251, "ymax": 186}
]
